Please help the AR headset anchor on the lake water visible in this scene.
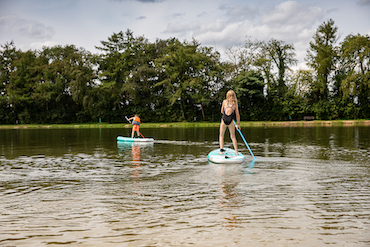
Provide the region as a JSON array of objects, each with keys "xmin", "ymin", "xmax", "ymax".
[{"xmin": 0, "ymin": 126, "xmax": 369, "ymax": 246}]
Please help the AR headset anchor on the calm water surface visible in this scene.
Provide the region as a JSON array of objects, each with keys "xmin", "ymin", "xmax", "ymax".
[{"xmin": 0, "ymin": 126, "xmax": 369, "ymax": 246}]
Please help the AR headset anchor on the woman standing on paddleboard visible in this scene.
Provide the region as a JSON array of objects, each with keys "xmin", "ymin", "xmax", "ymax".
[{"xmin": 219, "ymin": 90, "xmax": 241, "ymax": 155}]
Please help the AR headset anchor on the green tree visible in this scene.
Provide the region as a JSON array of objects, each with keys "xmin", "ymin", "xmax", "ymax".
[
  {"xmin": 120, "ymin": 37, "xmax": 165, "ymax": 121},
  {"xmin": 32, "ymin": 45, "xmax": 96, "ymax": 123},
  {"xmin": 32, "ymin": 47, "xmax": 70, "ymax": 122},
  {"xmin": 284, "ymin": 69, "xmax": 314, "ymax": 119},
  {"xmin": 266, "ymin": 39, "xmax": 297, "ymax": 98},
  {"xmin": 338, "ymin": 34, "xmax": 370, "ymax": 118},
  {"xmin": 95, "ymin": 29, "xmax": 154, "ymax": 122},
  {"xmin": 7, "ymin": 50, "xmax": 39, "ymax": 123},
  {"xmin": 188, "ymin": 45, "xmax": 222, "ymax": 121},
  {"xmin": 154, "ymin": 38, "xmax": 222, "ymax": 121},
  {"xmin": 243, "ymin": 39, "xmax": 297, "ymax": 100},
  {"xmin": 243, "ymin": 39, "xmax": 274, "ymax": 93},
  {"xmin": 306, "ymin": 19, "xmax": 338, "ymax": 101},
  {"xmin": 233, "ymin": 70, "xmax": 265, "ymax": 120},
  {"xmin": 0, "ymin": 41, "xmax": 19, "ymax": 123}
]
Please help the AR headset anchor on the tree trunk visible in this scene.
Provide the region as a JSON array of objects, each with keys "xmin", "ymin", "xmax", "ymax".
[
  {"xmin": 200, "ymin": 102, "xmax": 205, "ymax": 121},
  {"xmin": 180, "ymin": 100, "xmax": 185, "ymax": 120}
]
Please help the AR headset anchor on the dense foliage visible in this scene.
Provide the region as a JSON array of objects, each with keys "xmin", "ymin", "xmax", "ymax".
[{"xmin": 1, "ymin": 20, "xmax": 369, "ymax": 124}]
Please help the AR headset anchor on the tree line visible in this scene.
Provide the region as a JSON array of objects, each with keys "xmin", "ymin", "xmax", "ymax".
[{"xmin": 1, "ymin": 19, "xmax": 369, "ymax": 124}]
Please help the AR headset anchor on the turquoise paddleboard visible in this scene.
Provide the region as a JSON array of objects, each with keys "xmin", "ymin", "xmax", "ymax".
[
  {"xmin": 208, "ymin": 148, "xmax": 245, "ymax": 164},
  {"xmin": 117, "ymin": 136, "xmax": 154, "ymax": 142}
]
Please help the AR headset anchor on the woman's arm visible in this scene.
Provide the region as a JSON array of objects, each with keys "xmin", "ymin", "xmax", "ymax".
[
  {"xmin": 235, "ymin": 104, "xmax": 241, "ymax": 129},
  {"xmin": 220, "ymin": 100, "xmax": 225, "ymax": 113}
]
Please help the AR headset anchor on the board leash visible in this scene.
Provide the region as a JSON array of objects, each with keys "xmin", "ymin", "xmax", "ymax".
[{"xmin": 233, "ymin": 120, "xmax": 256, "ymax": 160}]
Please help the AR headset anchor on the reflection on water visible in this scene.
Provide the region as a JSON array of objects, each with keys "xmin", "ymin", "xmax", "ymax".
[
  {"xmin": 214, "ymin": 161, "xmax": 255, "ymax": 230},
  {"xmin": 0, "ymin": 126, "xmax": 369, "ymax": 246},
  {"xmin": 117, "ymin": 141, "xmax": 154, "ymax": 192}
]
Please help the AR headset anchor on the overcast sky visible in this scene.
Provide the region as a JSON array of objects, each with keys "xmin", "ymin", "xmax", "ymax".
[{"xmin": 1, "ymin": 0, "xmax": 370, "ymax": 68}]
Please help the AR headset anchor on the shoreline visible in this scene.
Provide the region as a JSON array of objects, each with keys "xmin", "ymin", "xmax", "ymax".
[{"xmin": 1, "ymin": 120, "xmax": 370, "ymax": 129}]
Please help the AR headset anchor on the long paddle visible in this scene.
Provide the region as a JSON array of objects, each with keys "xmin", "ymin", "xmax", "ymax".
[
  {"xmin": 125, "ymin": 116, "xmax": 146, "ymax": 139},
  {"xmin": 138, "ymin": 131, "xmax": 146, "ymax": 139},
  {"xmin": 233, "ymin": 120, "xmax": 255, "ymax": 160}
]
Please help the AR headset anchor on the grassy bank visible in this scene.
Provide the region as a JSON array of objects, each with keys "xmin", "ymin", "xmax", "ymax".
[{"xmin": 1, "ymin": 120, "xmax": 370, "ymax": 129}]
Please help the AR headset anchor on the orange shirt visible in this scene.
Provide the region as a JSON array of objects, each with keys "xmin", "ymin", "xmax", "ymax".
[{"xmin": 133, "ymin": 117, "xmax": 140, "ymax": 126}]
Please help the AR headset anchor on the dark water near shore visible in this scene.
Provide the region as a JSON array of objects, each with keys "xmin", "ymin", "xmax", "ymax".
[{"xmin": 0, "ymin": 126, "xmax": 369, "ymax": 246}]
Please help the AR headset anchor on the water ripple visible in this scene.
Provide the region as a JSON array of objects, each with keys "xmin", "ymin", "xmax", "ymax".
[{"xmin": 1, "ymin": 128, "xmax": 370, "ymax": 246}]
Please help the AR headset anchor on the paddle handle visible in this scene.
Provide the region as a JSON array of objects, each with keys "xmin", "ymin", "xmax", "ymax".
[{"xmin": 233, "ymin": 120, "xmax": 255, "ymax": 159}]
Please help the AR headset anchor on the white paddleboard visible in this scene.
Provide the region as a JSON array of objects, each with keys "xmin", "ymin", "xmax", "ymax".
[
  {"xmin": 208, "ymin": 148, "xmax": 245, "ymax": 164},
  {"xmin": 117, "ymin": 136, "xmax": 154, "ymax": 142}
]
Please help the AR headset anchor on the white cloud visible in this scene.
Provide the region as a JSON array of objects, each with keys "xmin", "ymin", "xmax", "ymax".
[
  {"xmin": 110, "ymin": 0, "xmax": 165, "ymax": 3},
  {"xmin": 173, "ymin": 12, "xmax": 185, "ymax": 18},
  {"xmin": 0, "ymin": 15, "xmax": 55, "ymax": 40},
  {"xmin": 357, "ymin": 0, "xmax": 370, "ymax": 5},
  {"xmin": 164, "ymin": 1, "xmax": 323, "ymax": 46},
  {"xmin": 262, "ymin": 1, "xmax": 323, "ymax": 28},
  {"xmin": 0, "ymin": 0, "xmax": 368, "ymax": 68},
  {"xmin": 222, "ymin": 4, "xmax": 258, "ymax": 22},
  {"xmin": 165, "ymin": 21, "xmax": 201, "ymax": 34},
  {"xmin": 28, "ymin": 41, "xmax": 59, "ymax": 50},
  {"xmin": 157, "ymin": 1, "xmax": 327, "ymax": 66}
]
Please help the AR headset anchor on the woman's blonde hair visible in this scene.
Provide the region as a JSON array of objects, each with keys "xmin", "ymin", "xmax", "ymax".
[{"xmin": 226, "ymin": 90, "xmax": 237, "ymax": 105}]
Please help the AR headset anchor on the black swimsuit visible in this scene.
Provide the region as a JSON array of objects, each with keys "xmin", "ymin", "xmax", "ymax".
[{"xmin": 222, "ymin": 102, "xmax": 234, "ymax": 125}]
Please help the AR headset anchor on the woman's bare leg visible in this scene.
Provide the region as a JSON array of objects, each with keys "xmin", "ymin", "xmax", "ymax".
[
  {"xmin": 219, "ymin": 120, "xmax": 227, "ymax": 152},
  {"xmin": 228, "ymin": 122, "xmax": 238, "ymax": 155}
]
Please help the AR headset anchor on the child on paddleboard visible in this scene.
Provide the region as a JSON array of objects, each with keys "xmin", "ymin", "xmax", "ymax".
[
  {"xmin": 127, "ymin": 114, "xmax": 141, "ymax": 138},
  {"xmin": 219, "ymin": 90, "xmax": 241, "ymax": 155}
]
